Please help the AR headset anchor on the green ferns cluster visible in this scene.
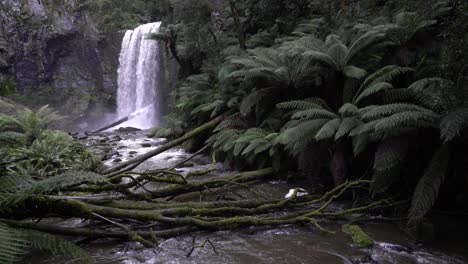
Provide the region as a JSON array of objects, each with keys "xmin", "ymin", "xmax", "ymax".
[
  {"xmin": 157, "ymin": 0, "xmax": 467, "ymax": 223},
  {"xmin": 0, "ymin": 106, "xmax": 101, "ymax": 263},
  {"xmin": 1, "ymin": 106, "xmax": 97, "ymax": 178}
]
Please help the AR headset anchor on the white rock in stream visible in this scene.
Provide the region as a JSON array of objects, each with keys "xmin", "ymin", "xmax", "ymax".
[{"xmin": 284, "ymin": 188, "xmax": 308, "ymax": 199}]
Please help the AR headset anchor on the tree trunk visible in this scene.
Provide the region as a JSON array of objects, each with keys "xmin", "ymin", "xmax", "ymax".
[{"xmin": 229, "ymin": 0, "xmax": 246, "ymax": 50}]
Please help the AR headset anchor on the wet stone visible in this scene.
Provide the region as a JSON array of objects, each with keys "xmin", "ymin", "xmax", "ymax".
[
  {"xmin": 113, "ymin": 158, "xmax": 122, "ymax": 163},
  {"xmin": 117, "ymin": 127, "xmax": 141, "ymax": 133},
  {"xmin": 350, "ymin": 253, "xmax": 376, "ymax": 264},
  {"xmin": 140, "ymin": 143, "xmax": 152, "ymax": 148}
]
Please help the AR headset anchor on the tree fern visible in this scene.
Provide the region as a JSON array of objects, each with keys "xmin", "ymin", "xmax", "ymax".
[{"xmin": 409, "ymin": 146, "xmax": 450, "ymax": 223}]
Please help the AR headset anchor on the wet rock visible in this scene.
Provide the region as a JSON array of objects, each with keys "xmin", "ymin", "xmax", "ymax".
[
  {"xmin": 140, "ymin": 143, "xmax": 152, "ymax": 148},
  {"xmin": 342, "ymin": 224, "xmax": 374, "ymax": 248},
  {"xmin": 117, "ymin": 127, "xmax": 141, "ymax": 133},
  {"xmin": 99, "ymin": 137, "xmax": 109, "ymax": 143},
  {"xmin": 129, "ymin": 151, "xmax": 138, "ymax": 155},
  {"xmin": 350, "ymin": 253, "xmax": 377, "ymax": 264},
  {"xmin": 178, "ymin": 162, "xmax": 195, "ymax": 168},
  {"xmin": 109, "ymin": 135, "xmax": 123, "ymax": 142},
  {"xmin": 113, "ymin": 158, "xmax": 122, "ymax": 163}
]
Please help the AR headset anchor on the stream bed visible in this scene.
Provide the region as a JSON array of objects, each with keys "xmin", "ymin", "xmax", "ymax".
[{"xmin": 28, "ymin": 129, "xmax": 468, "ymax": 264}]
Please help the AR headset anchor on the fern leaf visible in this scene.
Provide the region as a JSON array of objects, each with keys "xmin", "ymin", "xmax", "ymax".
[
  {"xmin": 343, "ymin": 66, "xmax": 367, "ymax": 80},
  {"xmin": 338, "ymin": 103, "xmax": 360, "ymax": 117},
  {"xmin": 292, "ymin": 109, "xmax": 337, "ymax": 120},
  {"xmin": 362, "ymin": 103, "xmax": 431, "ymax": 121},
  {"xmin": 373, "ymin": 138, "xmax": 408, "ymax": 172},
  {"xmin": 315, "ymin": 119, "xmax": 341, "ymax": 141},
  {"xmin": 409, "ymin": 146, "xmax": 450, "ymax": 223},
  {"xmin": 25, "ymin": 230, "xmax": 94, "ymax": 263},
  {"xmin": 440, "ymin": 107, "xmax": 468, "ymax": 143},
  {"xmin": 335, "ymin": 118, "xmax": 361, "ymax": 140},
  {"xmin": 352, "ymin": 133, "xmax": 371, "ymax": 155},
  {"xmin": 276, "ymin": 100, "xmax": 324, "ymax": 111},
  {"xmin": 0, "ymin": 224, "xmax": 28, "ymax": 264},
  {"xmin": 354, "ymin": 82, "xmax": 393, "ymax": 104}
]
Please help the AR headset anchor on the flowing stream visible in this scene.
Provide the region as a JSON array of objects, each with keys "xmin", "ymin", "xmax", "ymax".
[
  {"xmin": 116, "ymin": 22, "xmax": 164, "ymax": 129},
  {"xmin": 27, "ymin": 130, "xmax": 468, "ymax": 264}
]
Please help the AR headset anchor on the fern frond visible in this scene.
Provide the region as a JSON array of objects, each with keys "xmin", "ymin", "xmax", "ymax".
[
  {"xmin": 343, "ymin": 66, "xmax": 367, "ymax": 80},
  {"xmin": 276, "ymin": 100, "xmax": 324, "ymax": 111},
  {"xmin": 360, "ymin": 66, "xmax": 414, "ymax": 90},
  {"xmin": 362, "ymin": 103, "xmax": 431, "ymax": 121},
  {"xmin": 354, "ymin": 82, "xmax": 393, "ymax": 104},
  {"xmin": 373, "ymin": 138, "xmax": 408, "ymax": 172},
  {"xmin": 315, "ymin": 119, "xmax": 341, "ymax": 141},
  {"xmin": 335, "ymin": 118, "xmax": 361, "ymax": 140},
  {"xmin": 440, "ymin": 107, "xmax": 468, "ymax": 143},
  {"xmin": 25, "ymin": 230, "xmax": 94, "ymax": 263},
  {"xmin": 409, "ymin": 146, "xmax": 450, "ymax": 223},
  {"xmin": 277, "ymin": 119, "xmax": 329, "ymax": 155},
  {"xmin": 292, "ymin": 109, "xmax": 337, "ymax": 120},
  {"xmin": 0, "ymin": 224, "xmax": 28, "ymax": 264},
  {"xmin": 374, "ymin": 111, "xmax": 439, "ymax": 133},
  {"xmin": 338, "ymin": 103, "xmax": 360, "ymax": 117},
  {"xmin": 0, "ymin": 132, "xmax": 29, "ymax": 146},
  {"xmin": 352, "ymin": 133, "xmax": 371, "ymax": 155}
]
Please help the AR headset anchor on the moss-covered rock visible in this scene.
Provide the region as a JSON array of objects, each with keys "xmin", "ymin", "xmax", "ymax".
[{"xmin": 342, "ymin": 224, "xmax": 374, "ymax": 248}]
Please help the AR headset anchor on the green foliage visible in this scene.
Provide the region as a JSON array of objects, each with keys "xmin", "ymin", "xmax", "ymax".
[
  {"xmin": 150, "ymin": 0, "xmax": 466, "ymax": 221},
  {"xmin": 409, "ymin": 146, "xmax": 450, "ymax": 223},
  {"xmin": 0, "ymin": 79, "xmax": 15, "ymax": 98},
  {"xmin": 4, "ymin": 130, "xmax": 97, "ymax": 178},
  {"xmin": 0, "ymin": 224, "xmax": 93, "ymax": 264},
  {"xmin": 0, "ymin": 171, "xmax": 105, "ymax": 209},
  {"xmin": 0, "ymin": 105, "xmax": 64, "ymax": 141}
]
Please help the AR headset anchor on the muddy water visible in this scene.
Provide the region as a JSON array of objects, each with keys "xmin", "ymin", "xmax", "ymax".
[{"xmin": 31, "ymin": 130, "xmax": 468, "ymax": 264}]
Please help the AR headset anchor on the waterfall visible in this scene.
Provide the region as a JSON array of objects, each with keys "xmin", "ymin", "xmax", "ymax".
[{"xmin": 116, "ymin": 22, "xmax": 163, "ymax": 129}]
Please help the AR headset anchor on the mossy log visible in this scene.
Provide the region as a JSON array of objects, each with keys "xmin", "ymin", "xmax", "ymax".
[{"xmin": 72, "ymin": 168, "xmax": 275, "ymax": 200}]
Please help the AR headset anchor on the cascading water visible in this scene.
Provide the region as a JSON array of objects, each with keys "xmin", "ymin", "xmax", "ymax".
[{"xmin": 116, "ymin": 22, "xmax": 163, "ymax": 129}]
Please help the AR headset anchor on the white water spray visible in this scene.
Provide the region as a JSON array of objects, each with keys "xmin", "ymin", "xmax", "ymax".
[{"xmin": 116, "ymin": 22, "xmax": 163, "ymax": 129}]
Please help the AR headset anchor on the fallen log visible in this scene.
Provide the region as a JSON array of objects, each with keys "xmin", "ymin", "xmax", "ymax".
[
  {"xmin": 101, "ymin": 112, "xmax": 232, "ymax": 176},
  {"xmin": 91, "ymin": 116, "xmax": 130, "ymax": 134}
]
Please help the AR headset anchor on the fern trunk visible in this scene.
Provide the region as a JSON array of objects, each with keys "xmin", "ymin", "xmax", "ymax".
[{"xmin": 330, "ymin": 140, "xmax": 350, "ymax": 186}]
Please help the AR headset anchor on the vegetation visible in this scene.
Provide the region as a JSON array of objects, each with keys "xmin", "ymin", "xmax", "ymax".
[
  {"xmin": 0, "ymin": 0, "xmax": 467, "ymax": 262},
  {"xmin": 154, "ymin": 0, "xmax": 467, "ymax": 224}
]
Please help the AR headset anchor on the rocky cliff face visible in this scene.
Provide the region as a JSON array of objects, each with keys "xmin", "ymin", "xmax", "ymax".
[{"xmin": 0, "ymin": 0, "xmax": 122, "ymax": 111}]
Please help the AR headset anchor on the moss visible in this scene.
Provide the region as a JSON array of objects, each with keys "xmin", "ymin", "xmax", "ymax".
[{"xmin": 342, "ymin": 224, "xmax": 374, "ymax": 248}]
